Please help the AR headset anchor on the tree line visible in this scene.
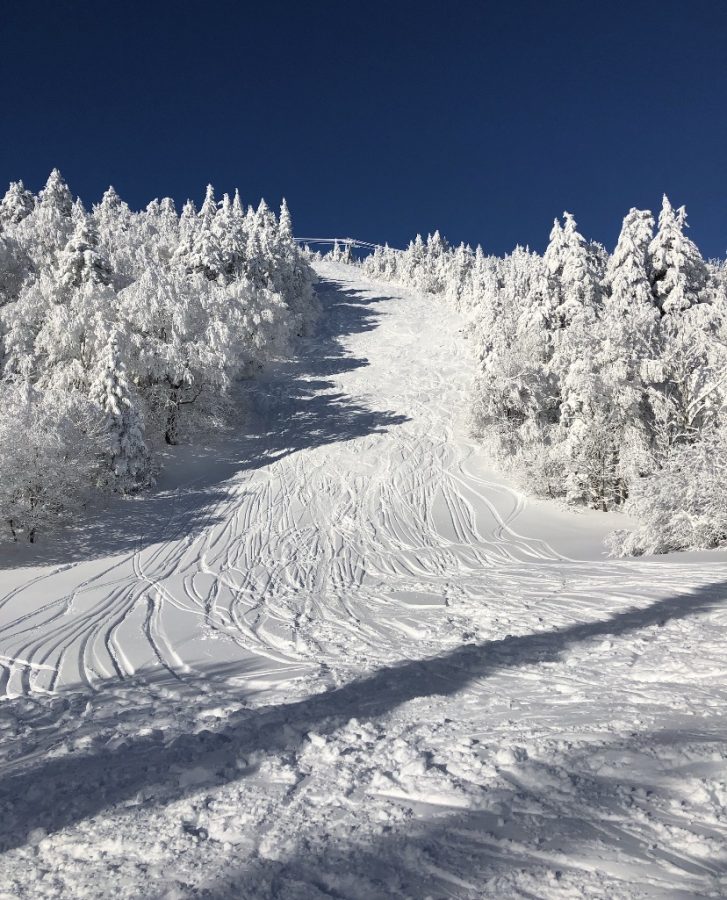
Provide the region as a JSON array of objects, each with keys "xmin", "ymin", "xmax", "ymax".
[
  {"xmin": 0, "ymin": 171, "xmax": 317, "ymax": 541},
  {"xmin": 361, "ymin": 199, "xmax": 727, "ymax": 555}
]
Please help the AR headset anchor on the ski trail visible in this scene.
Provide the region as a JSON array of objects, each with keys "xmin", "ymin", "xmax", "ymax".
[
  {"xmin": 0, "ymin": 262, "xmax": 611, "ymax": 687},
  {"xmin": 1, "ymin": 261, "xmax": 727, "ymax": 899}
]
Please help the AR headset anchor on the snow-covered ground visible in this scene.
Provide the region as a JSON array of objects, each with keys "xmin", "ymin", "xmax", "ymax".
[{"xmin": 0, "ymin": 262, "xmax": 726, "ymax": 899}]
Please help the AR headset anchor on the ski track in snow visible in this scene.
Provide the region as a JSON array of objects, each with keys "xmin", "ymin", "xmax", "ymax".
[{"xmin": 0, "ymin": 261, "xmax": 726, "ymax": 898}]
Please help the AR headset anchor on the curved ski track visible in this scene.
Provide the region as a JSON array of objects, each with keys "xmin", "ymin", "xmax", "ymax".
[
  {"xmin": 0, "ymin": 266, "xmax": 724, "ymax": 697},
  {"xmin": 0, "ymin": 266, "xmax": 589, "ymax": 697},
  {"xmin": 1, "ymin": 262, "xmax": 727, "ymax": 899}
]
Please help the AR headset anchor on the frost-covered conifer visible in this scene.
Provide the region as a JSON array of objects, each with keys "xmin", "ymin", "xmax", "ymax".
[
  {"xmin": 605, "ymin": 209, "xmax": 657, "ymax": 324},
  {"xmin": 172, "ymin": 199, "xmax": 199, "ymax": 271},
  {"xmin": 148, "ymin": 197, "xmax": 180, "ymax": 266},
  {"xmin": 555, "ymin": 212, "xmax": 602, "ymax": 327},
  {"xmin": 180, "ymin": 185, "xmax": 226, "ymax": 281},
  {"xmin": 13, "ymin": 169, "xmax": 74, "ymax": 270},
  {"xmin": 543, "ymin": 218, "xmax": 567, "ymax": 276},
  {"xmin": 232, "ymin": 189, "xmax": 244, "ymax": 219},
  {"xmin": 649, "ymin": 196, "xmax": 710, "ymax": 315},
  {"xmin": 93, "ymin": 187, "xmax": 134, "ymax": 280},
  {"xmin": 91, "ymin": 332, "xmax": 151, "ymax": 490},
  {"xmin": 58, "ymin": 216, "xmax": 113, "ymax": 287},
  {"xmin": 39, "ymin": 168, "xmax": 73, "ymax": 217},
  {"xmin": 279, "ymin": 198, "xmax": 293, "ymax": 242},
  {"xmin": 0, "ymin": 181, "xmax": 35, "ymax": 226},
  {"xmin": 199, "ymin": 183, "xmax": 217, "ymax": 222}
]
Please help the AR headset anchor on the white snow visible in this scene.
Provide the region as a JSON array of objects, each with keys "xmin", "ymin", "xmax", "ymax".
[{"xmin": 0, "ymin": 262, "xmax": 726, "ymax": 898}]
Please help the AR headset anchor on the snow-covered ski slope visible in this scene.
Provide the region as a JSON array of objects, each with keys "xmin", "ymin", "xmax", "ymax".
[{"xmin": 0, "ymin": 261, "xmax": 726, "ymax": 898}]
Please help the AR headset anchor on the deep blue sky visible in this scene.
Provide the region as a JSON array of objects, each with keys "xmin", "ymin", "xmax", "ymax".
[{"xmin": 2, "ymin": 0, "xmax": 726, "ymax": 257}]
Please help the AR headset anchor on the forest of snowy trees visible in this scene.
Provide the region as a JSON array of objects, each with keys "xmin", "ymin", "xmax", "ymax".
[
  {"xmin": 2, "ymin": 172, "xmax": 723, "ymax": 557},
  {"xmin": 0, "ymin": 170, "xmax": 317, "ymax": 541},
  {"xmin": 362, "ymin": 200, "xmax": 727, "ymax": 555}
]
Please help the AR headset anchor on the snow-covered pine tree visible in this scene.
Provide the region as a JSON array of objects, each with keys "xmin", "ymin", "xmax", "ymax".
[
  {"xmin": 0, "ymin": 181, "xmax": 35, "ymax": 226},
  {"xmin": 14, "ymin": 169, "xmax": 74, "ymax": 271},
  {"xmin": 644, "ymin": 198, "xmax": 721, "ymax": 465},
  {"xmin": 91, "ymin": 331, "xmax": 151, "ymax": 490},
  {"xmin": 173, "ymin": 187, "xmax": 224, "ymax": 281},
  {"xmin": 145, "ymin": 197, "xmax": 180, "ymax": 267},
  {"xmin": 649, "ymin": 195, "xmax": 710, "ymax": 315},
  {"xmin": 92, "ymin": 186, "xmax": 137, "ymax": 285},
  {"xmin": 543, "ymin": 217, "xmax": 566, "ymax": 277},
  {"xmin": 232, "ymin": 189, "xmax": 244, "ymax": 219},
  {"xmin": 605, "ymin": 209, "xmax": 656, "ymax": 314},
  {"xmin": 555, "ymin": 212, "xmax": 602, "ymax": 328},
  {"xmin": 173, "ymin": 199, "xmax": 198, "ymax": 269},
  {"xmin": 545, "ymin": 213, "xmax": 607, "ymax": 505},
  {"xmin": 279, "ymin": 197, "xmax": 293, "ymax": 243},
  {"xmin": 587, "ymin": 208, "xmax": 660, "ymax": 499},
  {"xmin": 199, "ymin": 183, "xmax": 217, "ymax": 223},
  {"xmin": 39, "ymin": 168, "xmax": 73, "ymax": 218},
  {"xmin": 58, "ymin": 215, "xmax": 113, "ymax": 288},
  {"xmin": 220, "ymin": 189, "xmax": 248, "ymax": 279}
]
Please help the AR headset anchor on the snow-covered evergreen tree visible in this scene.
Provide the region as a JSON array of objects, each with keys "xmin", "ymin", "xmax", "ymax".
[
  {"xmin": 13, "ymin": 169, "xmax": 73, "ymax": 271},
  {"xmin": 58, "ymin": 216, "xmax": 113, "ymax": 287},
  {"xmin": 0, "ymin": 181, "xmax": 35, "ymax": 226},
  {"xmin": 39, "ymin": 168, "xmax": 73, "ymax": 218},
  {"xmin": 649, "ymin": 196, "xmax": 710, "ymax": 315},
  {"xmin": 279, "ymin": 197, "xmax": 293, "ymax": 243},
  {"xmin": 91, "ymin": 332, "xmax": 151, "ymax": 490}
]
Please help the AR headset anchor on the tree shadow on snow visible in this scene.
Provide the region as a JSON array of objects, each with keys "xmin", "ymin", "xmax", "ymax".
[
  {"xmin": 0, "ymin": 278, "xmax": 408, "ymax": 569},
  {"xmin": 0, "ymin": 579, "xmax": 724, "ymax": 853}
]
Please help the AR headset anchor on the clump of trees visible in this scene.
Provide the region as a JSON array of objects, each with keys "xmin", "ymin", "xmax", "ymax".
[
  {"xmin": 362, "ymin": 199, "xmax": 727, "ymax": 555},
  {"xmin": 0, "ymin": 171, "xmax": 317, "ymax": 541}
]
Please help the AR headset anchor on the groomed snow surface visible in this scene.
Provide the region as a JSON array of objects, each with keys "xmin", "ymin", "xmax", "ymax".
[{"xmin": 0, "ymin": 262, "xmax": 726, "ymax": 899}]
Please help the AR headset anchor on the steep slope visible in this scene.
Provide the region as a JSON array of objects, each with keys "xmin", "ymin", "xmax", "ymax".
[{"xmin": 0, "ymin": 262, "xmax": 725, "ymax": 898}]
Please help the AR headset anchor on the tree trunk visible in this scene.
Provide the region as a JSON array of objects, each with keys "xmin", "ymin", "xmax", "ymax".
[{"xmin": 165, "ymin": 385, "xmax": 181, "ymax": 445}]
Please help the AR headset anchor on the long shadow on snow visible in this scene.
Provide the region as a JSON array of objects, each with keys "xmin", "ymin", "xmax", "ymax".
[
  {"xmin": 0, "ymin": 580, "xmax": 724, "ymax": 851},
  {"xmin": 0, "ymin": 279, "xmax": 408, "ymax": 569}
]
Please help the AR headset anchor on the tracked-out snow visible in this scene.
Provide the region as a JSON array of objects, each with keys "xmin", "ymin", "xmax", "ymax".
[{"xmin": 0, "ymin": 263, "xmax": 726, "ymax": 898}]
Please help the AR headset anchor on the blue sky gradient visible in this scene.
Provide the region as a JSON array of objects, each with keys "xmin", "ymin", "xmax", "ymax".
[{"xmin": 1, "ymin": 0, "xmax": 725, "ymax": 256}]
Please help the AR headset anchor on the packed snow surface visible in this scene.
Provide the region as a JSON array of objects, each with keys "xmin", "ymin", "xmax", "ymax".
[{"xmin": 0, "ymin": 262, "xmax": 726, "ymax": 898}]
